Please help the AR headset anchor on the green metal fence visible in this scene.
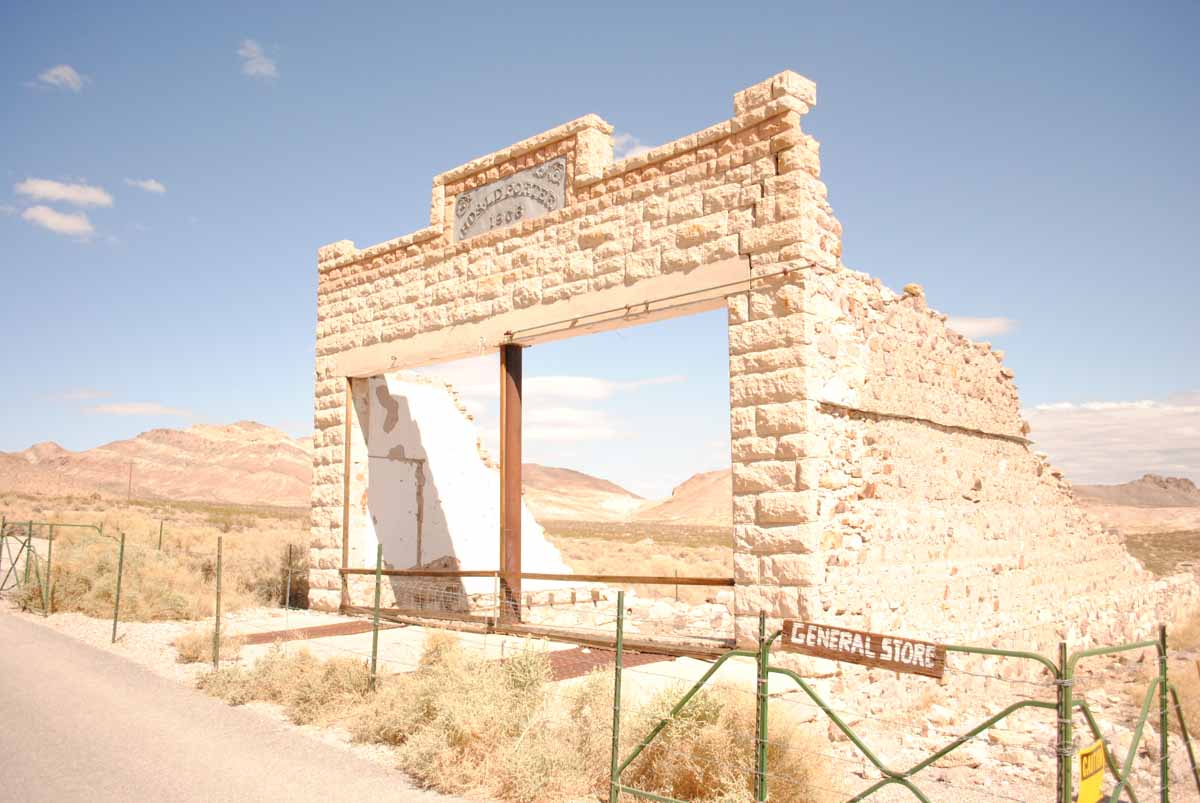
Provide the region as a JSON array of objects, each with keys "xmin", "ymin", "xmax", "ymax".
[{"xmin": 609, "ymin": 596, "xmax": 1200, "ymax": 803}]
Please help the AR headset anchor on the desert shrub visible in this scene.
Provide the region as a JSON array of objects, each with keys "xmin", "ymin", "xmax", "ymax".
[
  {"xmin": 198, "ymin": 645, "xmax": 371, "ymax": 726},
  {"xmin": 174, "ymin": 627, "xmax": 243, "ymax": 663},
  {"xmin": 199, "ymin": 632, "xmax": 831, "ymax": 803},
  {"xmin": 15, "ymin": 523, "xmax": 309, "ymax": 621}
]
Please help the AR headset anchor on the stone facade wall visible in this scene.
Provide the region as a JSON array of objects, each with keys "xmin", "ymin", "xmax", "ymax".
[
  {"xmin": 311, "ymin": 69, "xmax": 1197, "ymax": 651},
  {"xmin": 310, "ymin": 71, "xmax": 840, "ymax": 612},
  {"xmin": 728, "ymin": 264, "xmax": 1197, "ymax": 650}
]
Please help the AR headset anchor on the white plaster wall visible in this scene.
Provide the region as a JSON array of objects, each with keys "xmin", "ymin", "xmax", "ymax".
[{"xmin": 356, "ymin": 374, "xmax": 572, "ymax": 597}]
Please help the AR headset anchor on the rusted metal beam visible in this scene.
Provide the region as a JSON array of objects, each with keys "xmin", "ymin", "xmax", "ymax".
[
  {"xmin": 344, "ymin": 604, "xmax": 495, "ymax": 627},
  {"xmin": 518, "ymin": 572, "xmax": 734, "ymax": 586},
  {"xmin": 340, "ymin": 377, "xmax": 353, "ymax": 612},
  {"xmin": 499, "ymin": 344, "xmax": 523, "ymax": 623},
  {"xmin": 340, "ymin": 568, "xmax": 498, "ymax": 578},
  {"xmin": 494, "ymin": 623, "xmax": 733, "ymax": 659}
]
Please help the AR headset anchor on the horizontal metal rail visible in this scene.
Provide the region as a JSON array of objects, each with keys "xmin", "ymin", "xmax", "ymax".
[
  {"xmin": 518, "ymin": 572, "xmax": 733, "ymax": 586},
  {"xmin": 340, "ymin": 567, "xmax": 498, "ymax": 578},
  {"xmin": 338, "ymin": 567, "xmax": 733, "ymax": 586}
]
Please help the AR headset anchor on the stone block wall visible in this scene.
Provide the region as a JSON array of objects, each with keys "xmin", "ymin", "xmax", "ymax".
[
  {"xmin": 310, "ymin": 70, "xmax": 840, "ymax": 612},
  {"xmin": 727, "ymin": 264, "xmax": 1198, "ymax": 649},
  {"xmin": 311, "ymin": 69, "xmax": 1197, "ymax": 653}
]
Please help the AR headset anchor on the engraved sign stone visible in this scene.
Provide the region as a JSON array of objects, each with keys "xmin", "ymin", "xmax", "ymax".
[{"xmin": 453, "ymin": 156, "xmax": 567, "ymax": 242}]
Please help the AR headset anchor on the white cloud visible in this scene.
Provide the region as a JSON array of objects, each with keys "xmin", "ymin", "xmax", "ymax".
[
  {"xmin": 946, "ymin": 316, "xmax": 1017, "ymax": 339},
  {"xmin": 1024, "ymin": 391, "xmax": 1200, "ymax": 484},
  {"xmin": 525, "ymin": 407, "xmax": 619, "ymax": 442},
  {"xmin": 21, "ymin": 205, "xmax": 94, "ymax": 237},
  {"xmin": 524, "ymin": 374, "xmax": 684, "ymax": 401},
  {"xmin": 124, "ymin": 178, "xmax": 166, "ymax": 194},
  {"xmin": 15, "ymin": 178, "xmax": 113, "ymax": 207},
  {"xmin": 238, "ymin": 40, "xmax": 278, "ymax": 80},
  {"xmin": 33, "ymin": 64, "xmax": 88, "ymax": 92},
  {"xmin": 54, "ymin": 388, "xmax": 112, "ymax": 401},
  {"xmin": 88, "ymin": 402, "xmax": 191, "ymax": 417},
  {"xmin": 613, "ymin": 132, "xmax": 653, "ymax": 161}
]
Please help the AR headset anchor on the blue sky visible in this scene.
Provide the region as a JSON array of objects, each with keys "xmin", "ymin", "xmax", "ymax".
[{"xmin": 1, "ymin": 1, "xmax": 1197, "ymax": 495}]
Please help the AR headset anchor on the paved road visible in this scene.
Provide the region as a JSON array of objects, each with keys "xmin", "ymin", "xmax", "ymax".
[{"xmin": 0, "ymin": 613, "xmax": 463, "ymax": 802}]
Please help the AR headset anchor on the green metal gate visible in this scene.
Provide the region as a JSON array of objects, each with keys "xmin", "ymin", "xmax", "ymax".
[{"xmin": 607, "ymin": 596, "xmax": 1200, "ymax": 803}]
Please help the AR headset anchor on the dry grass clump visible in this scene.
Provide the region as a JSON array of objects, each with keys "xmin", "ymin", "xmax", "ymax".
[
  {"xmin": 174, "ymin": 627, "xmax": 244, "ymax": 663},
  {"xmin": 1167, "ymin": 610, "xmax": 1200, "ymax": 737},
  {"xmin": 624, "ymin": 685, "xmax": 832, "ymax": 803},
  {"xmin": 5, "ymin": 495, "xmax": 309, "ymax": 620},
  {"xmin": 199, "ymin": 645, "xmax": 372, "ymax": 725},
  {"xmin": 198, "ymin": 631, "xmax": 831, "ymax": 803}
]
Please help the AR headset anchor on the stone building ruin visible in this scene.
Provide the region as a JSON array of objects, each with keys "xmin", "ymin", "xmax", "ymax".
[{"xmin": 310, "ymin": 70, "xmax": 1197, "ymax": 651}]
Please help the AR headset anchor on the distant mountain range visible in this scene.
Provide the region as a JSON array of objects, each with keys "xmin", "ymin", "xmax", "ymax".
[
  {"xmin": 0, "ymin": 421, "xmax": 312, "ymax": 508},
  {"xmin": 0, "ymin": 422, "xmax": 732, "ymax": 525},
  {"xmin": 1074, "ymin": 474, "xmax": 1200, "ymax": 508},
  {"xmin": 521, "ymin": 464, "xmax": 731, "ymax": 526}
]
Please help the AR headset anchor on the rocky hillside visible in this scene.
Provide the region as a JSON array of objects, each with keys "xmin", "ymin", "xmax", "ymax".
[
  {"xmin": 1075, "ymin": 474, "xmax": 1200, "ymax": 507},
  {"xmin": 2, "ymin": 420, "xmax": 732, "ymax": 525},
  {"xmin": 0, "ymin": 421, "xmax": 311, "ymax": 508},
  {"xmin": 520, "ymin": 463, "xmax": 644, "ymax": 522},
  {"xmin": 634, "ymin": 468, "xmax": 732, "ymax": 526}
]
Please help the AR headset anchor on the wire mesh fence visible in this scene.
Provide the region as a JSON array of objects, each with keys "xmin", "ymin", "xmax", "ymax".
[{"xmin": 4, "ymin": 512, "xmax": 1200, "ymax": 801}]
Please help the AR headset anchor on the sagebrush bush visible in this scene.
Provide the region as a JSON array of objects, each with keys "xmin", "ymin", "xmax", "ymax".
[
  {"xmin": 198, "ymin": 645, "xmax": 372, "ymax": 726},
  {"xmin": 199, "ymin": 631, "xmax": 832, "ymax": 802},
  {"xmin": 174, "ymin": 627, "xmax": 244, "ymax": 663},
  {"xmin": 12, "ymin": 505, "xmax": 308, "ymax": 621}
]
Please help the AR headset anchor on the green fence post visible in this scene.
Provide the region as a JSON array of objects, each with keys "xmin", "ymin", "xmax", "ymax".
[
  {"xmin": 755, "ymin": 610, "xmax": 769, "ymax": 802},
  {"xmin": 608, "ymin": 589, "xmax": 625, "ymax": 803},
  {"xmin": 111, "ymin": 533, "xmax": 126, "ymax": 643},
  {"xmin": 369, "ymin": 543, "xmax": 383, "ymax": 691},
  {"xmin": 157, "ymin": 520, "xmax": 163, "ymax": 552},
  {"xmin": 43, "ymin": 525, "xmax": 54, "ymax": 616},
  {"xmin": 1059, "ymin": 640, "xmax": 1072, "ymax": 803},
  {"xmin": 212, "ymin": 536, "xmax": 223, "ymax": 669},
  {"xmin": 284, "ymin": 544, "xmax": 293, "ymax": 610},
  {"xmin": 24, "ymin": 522, "xmax": 32, "ymax": 586},
  {"xmin": 1169, "ymin": 684, "xmax": 1200, "ymax": 795},
  {"xmin": 1160, "ymin": 625, "xmax": 1170, "ymax": 803}
]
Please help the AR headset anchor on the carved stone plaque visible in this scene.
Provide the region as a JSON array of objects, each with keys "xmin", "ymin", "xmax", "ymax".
[{"xmin": 452, "ymin": 156, "xmax": 567, "ymax": 242}]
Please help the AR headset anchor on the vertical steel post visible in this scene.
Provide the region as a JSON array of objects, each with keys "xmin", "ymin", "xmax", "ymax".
[
  {"xmin": 24, "ymin": 521, "xmax": 32, "ymax": 586},
  {"xmin": 499, "ymin": 343, "xmax": 522, "ymax": 624},
  {"xmin": 284, "ymin": 544, "xmax": 293, "ymax": 609},
  {"xmin": 43, "ymin": 526, "xmax": 54, "ymax": 616},
  {"xmin": 370, "ymin": 543, "xmax": 383, "ymax": 691},
  {"xmin": 158, "ymin": 520, "xmax": 163, "ymax": 551},
  {"xmin": 1161, "ymin": 625, "xmax": 1170, "ymax": 803},
  {"xmin": 213, "ymin": 536, "xmax": 223, "ymax": 668},
  {"xmin": 755, "ymin": 610, "xmax": 769, "ymax": 802},
  {"xmin": 111, "ymin": 533, "xmax": 126, "ymax": 643},
  {"xmin": 608, "ymin": 590, "xmax": 625, "ymax": 803},
  {"xmin": 1060, "ymin": 641, "xmax": 1074, "ymax": 803}
]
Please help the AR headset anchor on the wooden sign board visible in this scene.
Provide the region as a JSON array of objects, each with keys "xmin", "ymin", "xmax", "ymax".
[{"xmin": 780, "ymin": 621, "xmax": 946, "ymax": 679}]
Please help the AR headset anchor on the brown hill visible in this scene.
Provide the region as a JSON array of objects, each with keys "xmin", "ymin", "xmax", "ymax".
[
  {"xmin": 1074, "ymin": 474, "xmax": 1200, "ymax": 508},
  {"xmin": 635, "ymin": 468, "xmax": 732, "ymax": 526},
  {"xmin": 521, "ymin": 463, "xmax": 644, "ymax": 522},
  {"xmin": 0, "ymin": 421, "xmax": 311, "ymax": 508}
]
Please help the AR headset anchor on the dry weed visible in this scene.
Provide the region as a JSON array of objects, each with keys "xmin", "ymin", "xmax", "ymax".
[
  {"xmin": 198, "ymin": 645, "xmax": 372, "ymax": 725},
  {"xmin": 200, "ymin": 631, "xmax": 830, "ymax": 803},
  {"xmin": 5, "ymin": 495, "xmax": 308, "ymax": 620},
  {"xmin": 173, "ymin": 627, "xmax": 244, "ymax": 663}
]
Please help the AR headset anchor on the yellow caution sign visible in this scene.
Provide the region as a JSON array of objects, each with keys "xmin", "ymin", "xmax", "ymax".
[{"xmin": 1078, "ymin": 739, "xmax": 1106, "ymax": 803}]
